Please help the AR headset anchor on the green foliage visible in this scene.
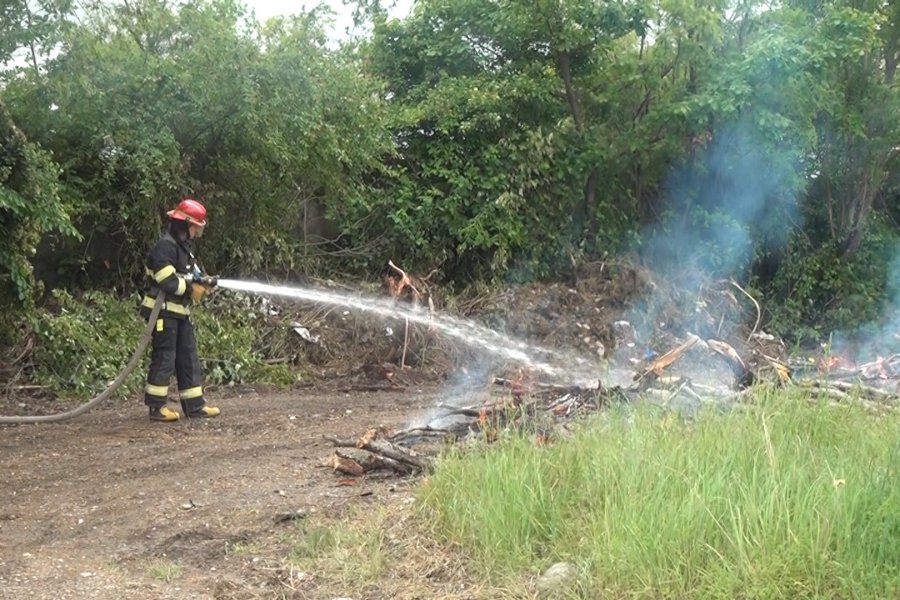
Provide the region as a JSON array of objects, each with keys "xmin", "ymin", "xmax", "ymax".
[
  {"xmin": 0, "ymin": 100, "xmax": 78, "ymax": 341},
  {"xmin": 349, "ymin": 0, "xmax": 649, "ymax": 282},
  {"xmin": 192, "ymin": 291, "xmax": 267, "ymax": 385},
  {"xmin": 765, "ymin": 219, "xmax": 899, "ymax": 342},
  {"xmin": 32, "ymin": 290, "xmax": 145, "ymax": 399},
  {"xmin": 420, "ymin": 388, "xmax": 900, "ymax": 597},
  {"xmin": 0, "ymin": 1, "xmax": 72, "ymax": 69},
  {"xmin": 30, "ymin": 289, "xmax": 294, "ymax": 400},
  {"xmin": 4, "ymin": 0, "xmax": 391, "ymax": 288},
  {"xmin": 2, "ymin": 0, "xmax": 900, "ymax": 349}
]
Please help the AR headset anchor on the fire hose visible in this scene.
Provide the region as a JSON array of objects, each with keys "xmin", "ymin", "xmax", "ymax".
[{"xmin": 0, "ymin": 294, "xmax": 164, "ymax": 425}]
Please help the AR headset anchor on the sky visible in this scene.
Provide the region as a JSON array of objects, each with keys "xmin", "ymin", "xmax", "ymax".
[
  {"xmin": 1, "ymin": 1, "xmax": 413, "ymax": 71},
  {"xmin": 241, "ymin": 0, "xmax": 414, "ymax": 39}
]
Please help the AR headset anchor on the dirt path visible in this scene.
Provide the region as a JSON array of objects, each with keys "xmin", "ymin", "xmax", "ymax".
[{"xmin": 0, "ymin": 386, "xmax": 439, "ymax": 600}]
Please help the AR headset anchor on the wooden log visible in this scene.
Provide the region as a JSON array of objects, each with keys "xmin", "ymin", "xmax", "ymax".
[
  {"xmin": 634, "ymin": 334, "xmax": 700, "ymax": 382},
  {"xmin": 357, "ymin": 428, "xmax": 432, "ymax": 470},
  {"xmin": 324, "ymin": 430, "xmax": 432, "ymax": 471},
  {"xmin": 802, "ymin": 380, "xmax": 899, "ymax": 405},
  {"xmin": 707, "ymin": 339, "xmax": 754, "ymax": 388},
  {"xmin": 328, "ymin": 451, "xmax": 365, "ymax": 477},
  {"xmin": 335, "ymin": 449, "xmax": 415, "ymax": 475}
]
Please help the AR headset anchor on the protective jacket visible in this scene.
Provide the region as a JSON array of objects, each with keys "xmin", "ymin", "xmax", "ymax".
[
  {"xmin": 140, "ymin": 231, "xmax": 198, "ymax": 319},
  {"xmin": 140, "ymin": 229, "xmax": 206, "ymax": 412}
]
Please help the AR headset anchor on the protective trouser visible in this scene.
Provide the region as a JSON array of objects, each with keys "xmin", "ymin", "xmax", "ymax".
[{"xmin": 144, "ymin": 316, "xmax": 206, "ymax": 413}]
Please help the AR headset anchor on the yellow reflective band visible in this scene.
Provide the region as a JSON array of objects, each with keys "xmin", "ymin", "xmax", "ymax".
[
  {"xmin": 175, "ymin": 277, "xmax": 187, "ymax": 296},
  {"xmin": 179, "ymin": 386, "xmax": 203, "ymax": 400},
  {"xmin": 156, "ymin": 318, "xmax": 164, "ymax": 332},
  {"xmin": 145, "ymin": 383, "xmax": 169, "ymax": 397},
  {"xmin": 153, "ymin": 265, "xmax": 176, "ymax": 283},
  {"xmin": 142, "ymin": 295, "xmax": 190, "ymax": 316},
  {"xmin": 167, "ymin": 301, "xmax": 189, "ymax": 315}
]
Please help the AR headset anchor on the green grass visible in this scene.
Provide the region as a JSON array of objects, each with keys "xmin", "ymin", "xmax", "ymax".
[
  {"xmin": 287, "ymin": 510, "xmax": 389, "ymax": 584},
  {"xmin": 148, "ymin": 560, "xmax": 183, "ymax": 582},
  {"xmin": 419, "ymin": 387, "xmax": 900, "ymax": 598}
]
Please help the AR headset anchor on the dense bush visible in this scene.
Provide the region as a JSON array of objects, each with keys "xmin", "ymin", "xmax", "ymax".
[
  {"xmin": 31, "ymin": 289, "xmax": 294, "ymax": 400},
  {"xmin": 2, "ymin": 0, "xmax": 898, "ymax": 368},
  {"xmin": 764, "ymin": 220, "xmax": 900, "ymax": 343},
  {"xmin": 32, "ymin": 290, "xmax": 146, "ymax": 399}
]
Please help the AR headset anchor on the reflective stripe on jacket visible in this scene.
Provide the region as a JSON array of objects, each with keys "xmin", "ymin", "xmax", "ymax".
[{"xmin": 141, "ymin": 231, "xmax": 197, "ymax": 319}]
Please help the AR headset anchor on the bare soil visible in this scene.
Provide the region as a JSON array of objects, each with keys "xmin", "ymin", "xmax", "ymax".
[
  {"xmin": 0, "ymin": 385, "xmax": 463, "ymax": 600},
  {"xmin": 1, "ymin": 262, "xmax": 781, "ymax": 599}
]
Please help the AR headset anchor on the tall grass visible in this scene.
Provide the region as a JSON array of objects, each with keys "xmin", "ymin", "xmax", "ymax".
[{"xmin": 419, "ymin": 388, "xmax": 900, "ymax": 598}]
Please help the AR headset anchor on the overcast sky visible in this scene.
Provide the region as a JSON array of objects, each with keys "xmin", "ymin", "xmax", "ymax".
[{"xmin": 241, "ymin": 0, "xmax": 413, "ymax": 38}]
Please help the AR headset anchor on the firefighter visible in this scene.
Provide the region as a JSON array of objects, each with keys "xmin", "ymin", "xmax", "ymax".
[{"xmin": 140, "ymin": 198, "xmax": 220, "ymax": 422}]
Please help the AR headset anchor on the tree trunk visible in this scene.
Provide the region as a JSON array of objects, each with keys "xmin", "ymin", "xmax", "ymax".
[
  {"xmin": 841, "ymin": 175, "xmax": 875, "ymax": 256},
  {"xmin": 555, "ymin": 50, "xmax": 598, "ymax": 239},
  {"xmin": 555, "ymin": 50, "xmax": 585, "ymax": 133}
]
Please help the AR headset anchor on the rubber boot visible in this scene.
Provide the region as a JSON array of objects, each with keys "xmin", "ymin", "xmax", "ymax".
[
  {"xmin": 149, "ymin": 406, "xmax": 180, "ymax": 422},
  {"xmin": 181, "ymin": 400, "xmax": 220, "ymax": 418}
]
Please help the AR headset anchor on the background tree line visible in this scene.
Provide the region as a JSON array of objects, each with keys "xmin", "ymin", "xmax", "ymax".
[{"xmin": 2, "ymin": 0, "xmax": 898, "ymax": 344}]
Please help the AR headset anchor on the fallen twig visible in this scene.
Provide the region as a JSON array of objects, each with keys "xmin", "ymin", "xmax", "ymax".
[
  {"xmin": 634, "ymin": 334, "xmax": 700, "ymax": 383},
  {"xmin": 728, "ymin": 279, "xmax": 761, "ymax": 343}
]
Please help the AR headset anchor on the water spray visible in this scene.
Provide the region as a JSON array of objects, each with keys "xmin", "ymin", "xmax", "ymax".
[{"xmin": 216, "ymin": 279, "xmax": 603, "ymax": 385}]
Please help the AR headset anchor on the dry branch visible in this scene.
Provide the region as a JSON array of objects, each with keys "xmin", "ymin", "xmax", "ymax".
[
  {"xmin": 387, "ymin": 426, "xmax": 456, "ymax": 442},
  {"xmin": 435, "ymin": 402, "xmax": 512, "ymax": 417},
  {"xmin": 707, "ymin": 339, "xmax": 754, "ymax": 388},
  {"xmin": 492, "ymin": 376, "xmax": 600, "ymax": 395},
  {"xmin": 328, "ymin": 452, "xmax": 366, "ymax": 477},
  {"xmin": 337, "ymin": 383, "xmax": 406, "ymax": 393},
  {"xmin": 728, "ymin": 279, "xmax": 761, "ymax": 342},
  {"xmin": 334, "ymin": 449, "xmax": 415, "ymax": 475},
  {"xmin": 761, "ymin": 354, "xmax": 792, "ymax": 384},
  {"xmin": 383, "ymin": 259, "xmax": 437, "ymax": 368},
  {"xmin": 324, "ymin": 429, "xmax": 432, "ymax": 472},
  {"xmin": 634, "ymin": 334, "xmax": 700, "ymax": 382}
]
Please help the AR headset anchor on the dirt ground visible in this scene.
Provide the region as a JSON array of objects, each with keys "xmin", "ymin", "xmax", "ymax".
[
  {"xmin": 1, "ymin": 260, "xmax": 785, "ymax": 599},
  {"xmin": 0, "ymin": 385, "xmax": 464, "ymax": 600}
]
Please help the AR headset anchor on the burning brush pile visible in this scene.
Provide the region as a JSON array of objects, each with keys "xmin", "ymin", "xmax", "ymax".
[
  {"xmin": 319, "ymin": 341, "xmax": 733, "ymax": 478},
  {"xmin": 320, "ymin": 331, "xmax": 749, "ymax": 478},
  {"xmin": 323, "ymin": 334, "xmax": 900, "ymax": 480},
  {"xmin": 324, "ymin": 375, "xmax": 608, "ymax": 478},
  {"xmin": 314, "ymin": 261, "xmax": 900, "ymax": 480}
]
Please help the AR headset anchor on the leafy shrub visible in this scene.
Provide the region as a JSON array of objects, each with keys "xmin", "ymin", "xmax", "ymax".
[
  {"xmin": 765, "ymin": 222, "xmax": 899, "ymax": 343},
  {"xmin": 192, "ymin": 291, "xmax": 267, "ymax": 385},
  {"xmin": 32, "ymin": 290, "xmax": 146, "ymax": 399},
  {"xmin": 31, "ymin": 289, "xmax": 298, "ymax": 400}
]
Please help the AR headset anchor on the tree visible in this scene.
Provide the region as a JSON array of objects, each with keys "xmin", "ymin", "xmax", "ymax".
[
  {"xmin": 5, "ymin": 0, "xmax": 392, "ymax": 288},
  {"xmin": 0, "ymin": 1, "xmax": 76, "ymax": 338},
  {"xmin": 801, "ymin": 1, "xmax": 899, "ymax": 255},
  {"xmin": 352, "ymin": 0, "xmax": 654, "ymax": 282}
]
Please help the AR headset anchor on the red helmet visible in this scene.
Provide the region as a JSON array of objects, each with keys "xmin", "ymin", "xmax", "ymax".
[{"xmin": 167, "ymin": 198, "xmax": 207, "ymax": 227}]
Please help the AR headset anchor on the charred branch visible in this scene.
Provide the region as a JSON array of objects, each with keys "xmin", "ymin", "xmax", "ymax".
[{"xmin": 324, "ymin": 428, "xmax": 432, "ymax": 472}]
